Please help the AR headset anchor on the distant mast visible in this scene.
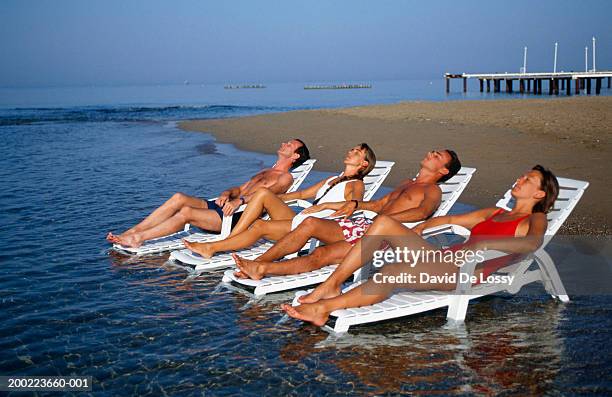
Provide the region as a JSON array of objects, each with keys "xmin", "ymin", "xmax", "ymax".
[
  {"xmin": 522, "ymin": 46, "xmax": 528, "ymax": 73},
  {"xmin": 553, "ymin": 42, "xmax": 558, "ymax": 73},
  {"xmin": 585, "ymin": 46, "xmax": 589, "ymax": 72},
  {"xmin": 592, "ymin": 36, "xmax": 596, "ymax": 72}
]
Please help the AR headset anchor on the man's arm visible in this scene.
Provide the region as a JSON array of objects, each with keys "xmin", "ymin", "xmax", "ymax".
[
  {"xmin": 216, "ymin": 186, "xmax": 241, "ymax": 207},
  {"xmin": 386, "ymin": 185, "xmax": 441, "ymax": 223}
]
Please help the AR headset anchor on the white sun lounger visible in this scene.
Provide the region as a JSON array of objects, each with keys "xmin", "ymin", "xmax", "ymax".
[
  {"xmin": 221, "ymin": 167, "xmax": 477, "ymax": 296},
  {"xmin": 294, "ymin": 176, "xmax": 588, "ymax": 334},
  {"xmin": 112, "ymin": 159, "xmax": 317, "ymax": 255},
  {"xmin": 169, "ymin": 161, "xmax": 396, "ymax": 270}
]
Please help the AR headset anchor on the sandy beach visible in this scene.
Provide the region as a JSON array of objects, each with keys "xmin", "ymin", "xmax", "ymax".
[{"xmin": 180, "ymin": 97, "xmax": 612, "ymax": 235}]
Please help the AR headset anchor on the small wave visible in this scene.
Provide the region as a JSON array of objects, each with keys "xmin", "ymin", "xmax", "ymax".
[{"xmin": 0, "ymin": 104, "xmax": 288, "ymax": 126}]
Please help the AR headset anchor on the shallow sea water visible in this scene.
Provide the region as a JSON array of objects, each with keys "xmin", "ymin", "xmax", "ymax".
[{"xmin": 0, "ymin": 103, "xmax": 611, "ymax": 395}]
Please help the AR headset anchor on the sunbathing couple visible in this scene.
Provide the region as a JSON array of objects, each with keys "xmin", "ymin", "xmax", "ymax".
[
  {"xmin": 107, "ymin": 139, "xmax": 311, "ymax": 248},
  {"xmin": 108, "ymin": 139, "xmax": 378, "ymax": 250},
  {"xmin": 282, "ymin": 165, "xmax": 559, "ymax": 326}
]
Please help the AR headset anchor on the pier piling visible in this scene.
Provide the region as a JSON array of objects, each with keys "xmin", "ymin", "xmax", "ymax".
[
  {"xmin": 538, "ymin": 79, "xmax": 543, "ymax": 94},
  {"xmin": 486, "ymin": 79, "xmax": 490, "ymax": 92},
  {"xmin": 596, "ymin": 78, "xmax": 602, "ymax": 95},
  {"xmin": 549, "ymin": 79, "xmax": 553, "ymax": 95},
  {"xmin": 586, "ymin": 78, "xmax": 592, "ymax": 95},
  {"xmin": 527, "ymin": 79, "xmax": 531, "ymax": 92},
  {"xmin": 608, "ymin": 77, "xmax": 611, "ymax": 88},
  {"xmin": 479, "ymin": 79, "xmax": 483, "ymax": 92},
  {"xmin": 463, "ymin": 78, "xmax": 467, "ymax": 93},
  {"xmin": 519, "ymin": 79, "xmax": 525, "ymax": 93},
  {"xmin": 566, "ymin": 78, "xmax": 571, "ymax": 95}
]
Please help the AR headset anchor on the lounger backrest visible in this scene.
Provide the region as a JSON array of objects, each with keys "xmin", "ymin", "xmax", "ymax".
[
  {"xmin": 435, "ymin": 167, "xmax": 477, "ymax": 217},
  {"xmin": 495, "ymin": 176, "xmax": 589, "ymax": 238},
  {"xmin": 362, "ymin": 161, "xmax": 395, "ymax": 201},
  {"xmin": 288, "ymin": 159, "xmax": 317, "ymax": 193}
]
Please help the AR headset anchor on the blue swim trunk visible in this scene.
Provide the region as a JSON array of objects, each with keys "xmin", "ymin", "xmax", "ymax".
[{"xmin": 206, "ymin": 199, "xmax": 242, "ymax": 230}]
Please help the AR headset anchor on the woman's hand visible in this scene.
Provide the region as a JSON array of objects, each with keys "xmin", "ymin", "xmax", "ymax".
[
  {"xmin": 331, "ymin": 201, "xmax": 358, "ymax": 219},
  {"xmin": 301, "ymin": 203, "xmax": 332, "ymax": 215}
]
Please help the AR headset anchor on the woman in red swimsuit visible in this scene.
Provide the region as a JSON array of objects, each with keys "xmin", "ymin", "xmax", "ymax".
[{"xmin": 283, "ymin": 165, "xmax": 560, "ymax": 327}]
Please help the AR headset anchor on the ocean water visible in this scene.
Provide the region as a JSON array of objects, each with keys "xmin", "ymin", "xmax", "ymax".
[{"xmin": 1, "ymin": 83, "xmax": 611, "ymax": 395}]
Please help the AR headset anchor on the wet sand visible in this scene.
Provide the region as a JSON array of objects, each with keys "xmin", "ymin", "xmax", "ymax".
[{"xmin": 180, "ymin": 97, "xmax": 612, "ymax": 235}]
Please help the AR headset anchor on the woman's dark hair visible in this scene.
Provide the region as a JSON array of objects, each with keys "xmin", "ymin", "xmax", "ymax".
[
  {"xmin": 291, "ymin": 139, "xmax": 310, "ymax": 170},
  {"xmin": 438, "ymin": 149, "xmax": 461, "ymax": 183},
  {"xmin": 313, "ymin": 143, "xmax": 377, "ymax": 205},
  {"xmin": 532, "ymin": 164, "xmax": 559, "ymax": 213}
]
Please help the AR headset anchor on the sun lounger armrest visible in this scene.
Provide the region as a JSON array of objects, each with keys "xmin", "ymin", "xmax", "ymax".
[
  {"xmin": 220, "ymin": 204, "xmax": 247, "ymax": 237},
  {"xmin": 421, "ymin": 224, "xmax": 472, "ymax": 238},
  {"xmin": 289, "ymin": 199, "xmax": 314, "ymax": 209}
]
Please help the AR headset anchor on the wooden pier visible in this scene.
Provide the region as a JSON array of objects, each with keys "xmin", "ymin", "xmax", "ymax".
[{"xmin": 445, "ymin": 71, "xmax": 612, "ymax": 95}]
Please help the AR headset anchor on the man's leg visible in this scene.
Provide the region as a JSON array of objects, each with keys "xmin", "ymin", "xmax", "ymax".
[
  {"xmin": 256, "ymin": 217, "xmax": 346, "ymax": 262},
  {"xmin": 108, "ymin": 193, "xmax": 206, "ymax": 242},
  {"xmin": 300, "ymin": 215, "xmax": 436, "ymax": 303},
  {"xmin": 116, "ymin": 206, "xmax": 222, "ymax": 248},
  {"xmin": 184, "ymin": 219, "xmax": 292, "ymax": 259},
  {"xmin": 233, "ymin": 241, "xmax": 352, "ymax": 280}
]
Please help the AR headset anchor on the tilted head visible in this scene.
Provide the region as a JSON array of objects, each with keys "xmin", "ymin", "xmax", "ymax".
[
  {"xmin": 278, "ymin": 139, "xmax": 310, "ymax": 169},
  {"xmin": 344, "ymin": 143, "xmax": 376, "ymax": 178},
  {"xmin": 420, "ymin": 149, "xmax": 461, "ymax": 183},
  {"xmin": 511, "ymin": 165, "xmax": 559, "ymax": 213}
]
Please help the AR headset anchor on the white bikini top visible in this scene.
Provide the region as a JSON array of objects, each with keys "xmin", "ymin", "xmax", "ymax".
[{"xmin": 313, "ymin": 174, "xmax": 355, "ymax": 204}]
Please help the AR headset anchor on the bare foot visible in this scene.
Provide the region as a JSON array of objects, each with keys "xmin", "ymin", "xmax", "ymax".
[
  {"xmin": 298, "ymin": 282, "xmax": 341, "ymax": 304},
  {"xmin": 106, "ymin": 232, "xmax": 121, "ymax": 243},
  {"xmin": 183, "ymin": 240, "xmax": 216, "ymax": 258},
  {"xmin": 232, "ymin": 254, "xmax": 265, "ymax": 280},
  {"xmin": 116, "ymin": 233, "xmax": 143, "ymax": 248},
  {"xmin": 233, "ymin": 270, "xmax": 250, "ymax": 279},
  {"xmin": 281, "ymin": 303, "xmax": 329, "ymax": 327}
]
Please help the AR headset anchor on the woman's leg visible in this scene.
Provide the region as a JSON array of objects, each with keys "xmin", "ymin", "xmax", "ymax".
[
  {"xmin": 184, "ymin": 219, "xmax": 292, "ymax": 258},
  {"xmin": 229, "ymin": 189, "xmax": 295, "ymax": 236},
  {"xmin": 300, "ymin": 215, "xmax": 436, "ymax": 303},
  {"xmin": 108, "ymin": 193, "xmax": 206, "ymax": 242},
  {"xmin": 283, "ymin": 258, "xmax": 458, "ymax": 327}
]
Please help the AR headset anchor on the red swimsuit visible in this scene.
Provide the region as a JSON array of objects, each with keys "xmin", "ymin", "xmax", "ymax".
[{"xmin": 452, "ymin": 208, "xmax": 530, "ymax": 279}]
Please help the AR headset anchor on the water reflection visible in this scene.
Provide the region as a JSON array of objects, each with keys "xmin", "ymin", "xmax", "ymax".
[{"xmin": 278, "ymin": 298, "xmax": 566, "ymax": 395}]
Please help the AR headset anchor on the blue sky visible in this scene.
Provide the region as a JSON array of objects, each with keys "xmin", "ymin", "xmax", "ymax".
[{"xmin": 1, "ymin": 0, "xmax": 611, "ymax": 87}]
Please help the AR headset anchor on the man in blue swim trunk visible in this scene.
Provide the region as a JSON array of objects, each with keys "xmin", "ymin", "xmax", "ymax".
[{"xmin": 107, "ymin": 139, "xmax": 309, "ymax": 248}]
